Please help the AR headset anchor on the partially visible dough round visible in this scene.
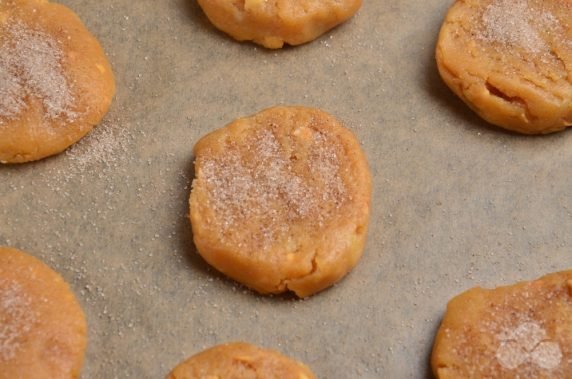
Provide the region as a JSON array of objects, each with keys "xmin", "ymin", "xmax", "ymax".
[
  {"xmin": 165, "ymin": 342, "xmax": 315, "ymax": 379},
  {"xmin": 436, "ymin": 0, "xmax": 572, "ymax": 134},
  {"xmin": 432, "ymin": 270, "xmax": 572, "ymax": 379},
  {"xmin": 0, "ymin": 0, "xmax": 115, "ymax": 163},
  {"xmin": 0, "ymin": 246, "xmax": 87, "ymax": 379},
  {"xmin": 189, "ymin": 106, "xmax": 371, "ymax": 297},
  {"xmin": 197, "ymin": 0, "xmax": 362, "ymax": 48}
]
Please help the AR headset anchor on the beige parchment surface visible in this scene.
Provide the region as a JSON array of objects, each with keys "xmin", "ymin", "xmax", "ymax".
[{"xmin": 0, "ymin": 0, "xmax": 571, "ymax": 378}]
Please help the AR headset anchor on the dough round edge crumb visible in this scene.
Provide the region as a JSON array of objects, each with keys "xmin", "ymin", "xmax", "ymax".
[
  {"xmin": 0, "ymin": 246, "xmax": 87, "ymax": 378},
  {"xmin": 0, "ymin": 0, "xmax": 116, "ymax": 163},
  {"xmin": 431, "ymin": 269, "xmax": 572, "ymax": 378},
  {"xmin": 165, "ymin": 342, "xmax": 316, "ymax": 379},
  {"xmin": 435, "ymin": 0, "xmax": 572, "ymax": 134},
  {"xmin": 197, "ymin": 0, "xmax": 363, "ymax": 48},
  {"xmin": 189, "ymin": 106, "xmax": 372, "ymax": 297}
]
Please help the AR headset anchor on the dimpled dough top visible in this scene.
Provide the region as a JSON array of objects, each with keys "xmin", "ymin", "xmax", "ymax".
[
  {"xmin": 431, "ymin": 270, "xmax": 572, "ymax": 379},
  {"xmin": 166, "ymin": 342, "xmax": 316, "ymax": 379},
  {"xmin": 190, "ymin": 106, "xmax": 371, "ymax": 297},
  {"xmin": 436, "ymin": 0, "xmax": 572, "ymax": 134},
  {"xmin": 197, "ymin": 0, "xmax": 362, "ymax": 48},
  {"xmin": 0, "ymin": 0, "xmax": 115, "ymax": 163},
  {"xmin": 0, "ymin": 247, "xmax": 87, "ymax": 379}
]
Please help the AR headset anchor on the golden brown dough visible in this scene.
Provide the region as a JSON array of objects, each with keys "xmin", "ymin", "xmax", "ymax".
[
  {"xmin": 436, "ymin": 0, "xmax": 572, "ymax": 134},
  {"xmin": 197, "ymin": 0, "xmax": 362, "ymax": 49},
  {"xmin": 432, "ymin": 270, "xmax": 572, "ymax": 379},
  {"xmin": 0, "ymin": 246, "xmax": 87, "ymax": 379},
  {"xmin": 166, "ymin": 342, "xmax": 315, "ymax": 379},
  {"xmin": 0, "ymin": 0, "xmax": 115, "ymax": 163},
  {"xmin": 189, "ymin": 106, "xmax": 371, "ymax": 297}
]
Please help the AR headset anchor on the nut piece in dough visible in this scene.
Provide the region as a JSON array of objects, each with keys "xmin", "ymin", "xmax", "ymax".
[
  {"xmin": 0, "ymin": 0, "xmax": 116, "ymax": 163},
  {"xmin": 436, "ymin": 0, "xmax": 572, "ymax": 134},
  {"xmin": 432, "ymin": 270, "xmax": 572, "ymax": 379},
  {"xmin": 0, "ymin": 246, "xmax": 87, "ymax": 379},
  {"xmin": 165, "ymin": 342, "xmax": 316, "ymax": 379},
  {"xmin": 197, "ymin": 0, "xmax": 362, "ymax": 48},
  {"xmin": 189, "ymin": 106, "xmax": 372, "ymax": 297}
]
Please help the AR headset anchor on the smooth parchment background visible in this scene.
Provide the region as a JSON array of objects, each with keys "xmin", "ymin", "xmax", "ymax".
[{"xmin": 1, "ymin": 1, "xmax": 571, "ymax": 378}]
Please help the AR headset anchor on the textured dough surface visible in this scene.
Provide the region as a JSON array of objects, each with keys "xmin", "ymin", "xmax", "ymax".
[
  {"xmin": 436, "ymin": 0, "xmax": 572, "ymax": 134},
  {"xmin": 0, "ymin": 0, "xmax": 115, "ymax": 163},
  {"xmin": 189, "ymin": 106, "xmax": 371, "ymax": 297},
  {"xmin": 166, "ymin": 342, "xmax": 315, "ymax": 379},
  {"xmin": 0, "ymin": 246, "xmax": 87, "ymax": 379},
  {"xmin": 197, "ymin": 0, "xmax": 362, "ymax": 48},
  {"xmin": 432, "ymin": 270, "xmax": 572, "ymax": 379}
]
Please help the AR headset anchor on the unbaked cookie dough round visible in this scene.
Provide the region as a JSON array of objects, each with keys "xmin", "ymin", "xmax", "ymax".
[
  {"xmin": 432, "ymin": 270, "xmax": 572, "ymax": 379},
  {"xmin": 165, "ymin": 342, "xmax": 315, "ymax": 379},
  {"xmin": 0, "ymin": 0, "xmax": 115, "ymax": 163},
  {"xmin": 197, "ymin": 0, "xmax": 362, "ymax": 49},
  {"xmin": 0, "ymin": 246, "xmax": 87, "ymax": 379},
  {"xmin": 189, "ymin": 106, "xmax": 371, "ymax": 297},
  {"xmin": 436, "ymin": 0, "xmax": 572, "ymax": 134}
]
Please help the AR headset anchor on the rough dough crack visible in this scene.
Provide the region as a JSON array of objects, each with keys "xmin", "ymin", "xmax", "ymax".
[
  {"xmin": 189, "ymin": 106, "xmax": 372, "ymax": 297},
  {"xmin": 0, "ymin": 0, "xmax": 115, "ymax": 163},
  {"xmin": 435, "ymin": 0, "xmax": 572, "ymax": 134},
  {"xmin": 276, "ymin": 248, "xmax": 317, "ymax": 292}
]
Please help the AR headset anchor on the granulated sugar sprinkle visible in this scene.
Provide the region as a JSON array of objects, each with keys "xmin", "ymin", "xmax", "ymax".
[
  {"xmin": 309, "ymin": 131, "xmax": 346, "ymax": 206},
  {"xmin": 530, "ymin": 341, "xmax": 563, "ymax": 370},
  {"xmin": 480, "ymin": 0, "xmax": 560, "ymax": 53},
  {"xmin": 0, "ymin": 279, "xmax": 36, "ymax": 361},
  {"xmin": 64, "ymin": 115, "xmax": 132, "ymax": 176},
  {"xmin": 0, "ymin": 20, "xmax": 76, "ymax": 123},
  {"xmin": 495, "ymin": 321, "xmax": 562, "ymax": 370},
  {"xmin": 445, "ymin": 279, "xmax": 571, "ymax": 378},
  {"xmin": 198, "ymin": 127, "xmax": 348, "ymax": 245},
  {"xmin": 0, "ymin": 65, "xmax": 25, "ymax": 120}
]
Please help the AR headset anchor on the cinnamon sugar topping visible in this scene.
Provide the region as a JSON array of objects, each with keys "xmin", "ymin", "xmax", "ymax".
[
  {"xmin": 0, "ymin": 65, "xmax": 25, "ymax": 120},
  {"xmin": 495, "ymin": 321, "xmax": 562, "ymax": 370},
  {"xmin": 0, "ymin": 279, "xmax": 36, "ymax": 361},
  {"xmin": 198, "ymin": 126, "xmax": 347, "ymax": 245},
  {"xmin": 0, "ymin": 20, "xmax": 76, "ymax": 124},
  {"xmin": 444, "ymin": 279, "xmax": 571, "ymax": 377},
  {"xmin": 480, "ymin": 0, "xmax": 560, "ymax": 53}
]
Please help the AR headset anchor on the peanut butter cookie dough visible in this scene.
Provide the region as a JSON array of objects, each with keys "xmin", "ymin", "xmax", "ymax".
[
  {"xmin": 197, "ymin": 0, "xmax": 362, "ymax": 49},
  {"xmin": 189, "ymin": 106, "xmax": 371, "ymax": 297},
  {"xmin": 166, "ymin": 342, "xmax": 315, "ymax": 379},
  {"xmin": 436, "ymin": 0, "xmax": 572, "ymax": 134},
  {"xmin": 0, "ymin": 0, "xmax": 115, "ymax": 163},
  {"xmin": 432, "ymin": 270, "xmax": 572, "ymax": 379},
  {"xmin": 0, "ymin": 246, "xmax": 87, "ymax": 379}
]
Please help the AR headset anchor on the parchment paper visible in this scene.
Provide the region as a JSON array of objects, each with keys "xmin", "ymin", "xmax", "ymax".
[{"xmin": 1, "ymin": 0, "xmax": 571, "ymax": 378}]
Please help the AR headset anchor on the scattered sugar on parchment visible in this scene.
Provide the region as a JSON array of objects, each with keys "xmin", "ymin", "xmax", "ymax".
[
  {"xmin": 480, "ymin": 0, "xmax": 560, "ymax": 53},
  {"xmin": 0, "ymin": 20, "xmax": 76, "ymax": 123},
  {"xmin": 64, "ymin": 115, "xmax": 132, "ymax": 176},
  {"xmin": 0, "ymin": 279, "xmax": 36, "ymax": 361}
]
